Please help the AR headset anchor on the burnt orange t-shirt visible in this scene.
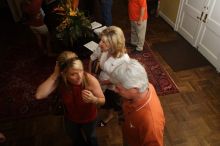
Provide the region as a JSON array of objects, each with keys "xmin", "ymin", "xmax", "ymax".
[
  {"xmin": 128, "ymin": 0, "xmax": 148, "ymax": 21},
  {"xmin": 122, "ymin": 83, "xmax": 165, "ymax": 146}
]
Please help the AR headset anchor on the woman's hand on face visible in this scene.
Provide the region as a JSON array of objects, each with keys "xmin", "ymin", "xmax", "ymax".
[{"xmin": 82, "ymin": 89, "xmax": 98, "ymax": 104}]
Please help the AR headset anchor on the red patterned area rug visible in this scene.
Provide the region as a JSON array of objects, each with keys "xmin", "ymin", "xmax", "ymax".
[
  {"xmin": 0, "ymin": 12, "xmax": 60, "ymax": 121},
  {"xmin": 129, "ymin": 42, "xmax": 179, "ymax": 96},
  {"xmin": 0, "ymin": 45, "xmax": 56, "ymax": 121}
]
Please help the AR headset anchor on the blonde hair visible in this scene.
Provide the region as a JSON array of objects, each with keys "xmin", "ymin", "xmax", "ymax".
[
  {"xmin": 100, "ymin": 26, "xmax": 126, "ymax": 58},
  {"xmin": 57, "ymin": 51, "xmax": 78, "ymax": 71},
  {"xmin": 57, "ymin": 51, "xmax": 87, "ymax": 87}
]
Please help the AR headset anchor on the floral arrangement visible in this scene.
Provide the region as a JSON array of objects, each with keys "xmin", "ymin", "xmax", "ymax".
[{"xmin": 54, "ymin": 0, "xmax": 94, "ymax": 48}]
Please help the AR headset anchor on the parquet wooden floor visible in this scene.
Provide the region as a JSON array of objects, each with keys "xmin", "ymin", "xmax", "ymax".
[
  {"xmin": 1, "ymin": 0, "xmax": 220, "ymax": 146},
  {"xmin": 145, "ymin": 11, "xmax": 220, "ymax": 146}
]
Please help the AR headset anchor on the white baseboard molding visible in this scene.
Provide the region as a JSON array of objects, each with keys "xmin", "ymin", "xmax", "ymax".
[{"xmin": 158, "ymin": 11, "xmax": 175, "ymax": 29}]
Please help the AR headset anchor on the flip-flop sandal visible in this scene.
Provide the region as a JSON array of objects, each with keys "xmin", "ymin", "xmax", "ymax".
[{"xmin": 97, "ymin": 120, "xmax": 107, "ymax": 127}]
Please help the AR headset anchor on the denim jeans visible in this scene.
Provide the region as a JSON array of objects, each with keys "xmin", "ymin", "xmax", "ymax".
[
  {"xmin": 100, "ymin": 0, "xmax": 112, "ymax": 26},
  {"xmin": 65, "ymin": 118, "xmax": 99, "ymax": 146}
]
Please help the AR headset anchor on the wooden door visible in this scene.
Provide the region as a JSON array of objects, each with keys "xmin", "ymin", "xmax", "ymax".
[
  {"xmin": 197, "ymin": 0, "xmax": 220, "ymax": 72},
  {"xmin": 177, "ymin": 0, "xmax": 208, "ymax": 46}
]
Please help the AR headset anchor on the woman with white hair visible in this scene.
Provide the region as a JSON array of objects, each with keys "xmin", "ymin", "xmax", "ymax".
[{"xmin": 110, "ymin": 59, "xmax": 165, "ymax": 146}]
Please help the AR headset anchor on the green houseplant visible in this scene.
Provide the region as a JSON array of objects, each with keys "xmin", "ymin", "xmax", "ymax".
[{"xmin": 54, "ymin": 0, "xmax": 94, "ymax": 48}]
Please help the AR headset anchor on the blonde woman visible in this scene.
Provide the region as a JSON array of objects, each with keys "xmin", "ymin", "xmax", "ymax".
[
  {"xmin": 89, "ymin": 26, "xmax": 130, "ymax": 127},
  {"xmin": 36, "ymin": 51, "xmax": 105, "ymax": 146}
]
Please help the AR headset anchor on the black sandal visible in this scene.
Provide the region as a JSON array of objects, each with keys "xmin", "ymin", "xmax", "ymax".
[{"xmin": 97, "ymin": 120, "xmax": 107, "ymax": 127}]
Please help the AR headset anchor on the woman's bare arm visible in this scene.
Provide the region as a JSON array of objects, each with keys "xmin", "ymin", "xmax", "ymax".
[
  {"xmin": 35, "ymin": 63, "xmax": 60, "ymax": 99},
  {"xmin": 83, "ymin": 73, "xmax": 105, "ymax": 106}
]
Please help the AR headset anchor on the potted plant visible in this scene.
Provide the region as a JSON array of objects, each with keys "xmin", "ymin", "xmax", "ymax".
[{"xmin": 54, "ymin": 0, "xmax": 94, "ymax": 49}]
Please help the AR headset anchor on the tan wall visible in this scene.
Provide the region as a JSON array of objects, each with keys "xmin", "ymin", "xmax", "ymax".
[{"xmin": 159, "ymin": 0, "xmax": 180, "ymax": 23}]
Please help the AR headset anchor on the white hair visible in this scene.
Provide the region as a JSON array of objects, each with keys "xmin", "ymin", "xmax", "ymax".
[{"xmin": 111, "ymin": 59, "xmax": 149, "ymax": 92}]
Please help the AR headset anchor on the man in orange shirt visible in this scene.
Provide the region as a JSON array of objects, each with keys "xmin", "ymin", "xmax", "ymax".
[
  {"xmin": 110, "ymin": 59, "xmax": 165, "ymax": 146},
  {"xmin": 128, "ymin": 0, "xmax": 148, "ymax": 52}
]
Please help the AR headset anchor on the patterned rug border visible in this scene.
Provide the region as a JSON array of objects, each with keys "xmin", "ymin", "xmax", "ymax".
[{"xmin": 129, "ymin": 42, "xmax": 179, "ymax": 96}]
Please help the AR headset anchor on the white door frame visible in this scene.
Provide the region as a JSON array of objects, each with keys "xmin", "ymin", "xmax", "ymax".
[{"xmin": 174, "ymin": 0, "xmax": 184, "ymax": 31}]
